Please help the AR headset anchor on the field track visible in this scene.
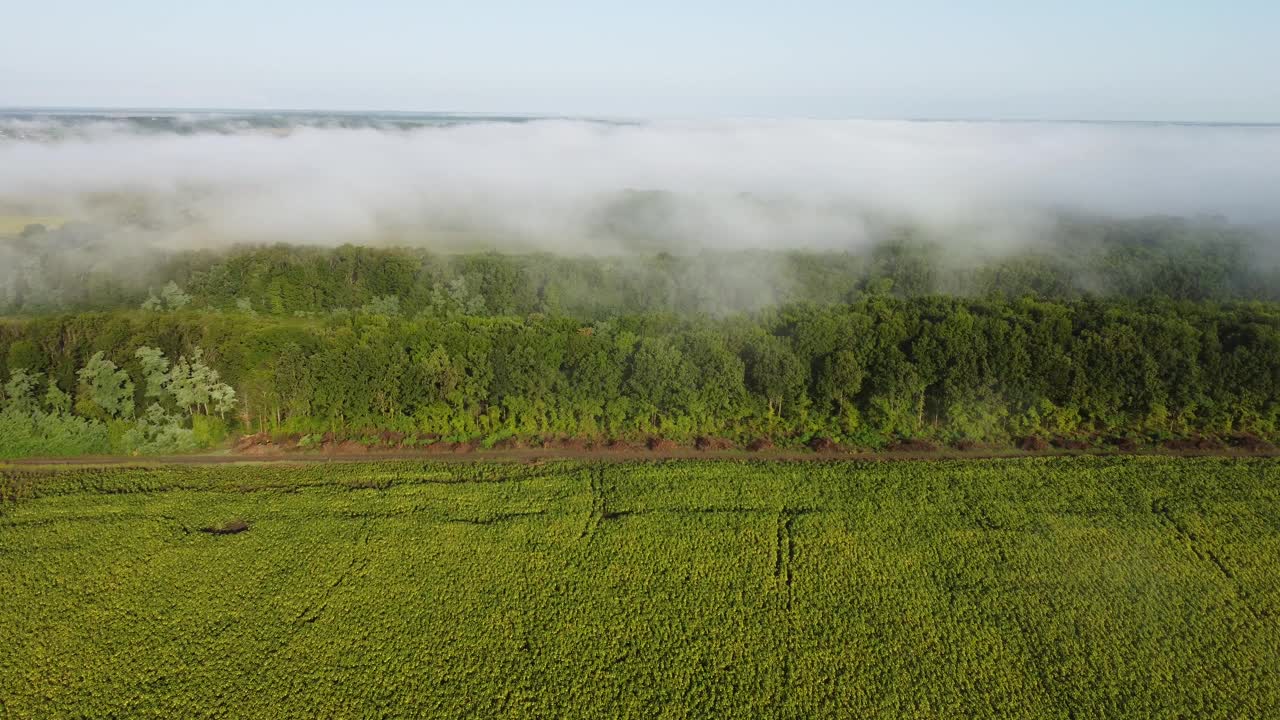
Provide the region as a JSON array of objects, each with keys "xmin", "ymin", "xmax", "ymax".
[{"xmin": 5, "ymin": 445, "xmax": 1279, "ymax": 467}]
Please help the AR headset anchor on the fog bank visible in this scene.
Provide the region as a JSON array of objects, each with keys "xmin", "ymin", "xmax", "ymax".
[{"xmin": 2, "ymin": 115, "xmax": 1279, "ymax": 253}]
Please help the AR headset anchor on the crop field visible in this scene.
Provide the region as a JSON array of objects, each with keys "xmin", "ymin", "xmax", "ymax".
[{"xmin": 2, "ymin": 457, "xmax": 1278, "ymax": 718}]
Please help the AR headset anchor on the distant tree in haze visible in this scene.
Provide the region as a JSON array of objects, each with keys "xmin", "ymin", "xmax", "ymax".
[{"xmin": 142, "ymin": 281, "xmax": 191, "ymax": 311}]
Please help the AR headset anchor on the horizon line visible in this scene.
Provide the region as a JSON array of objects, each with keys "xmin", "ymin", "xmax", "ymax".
[{"xmin": 2, "ymin": 105, "xmax": 1279, "ymax": 127}]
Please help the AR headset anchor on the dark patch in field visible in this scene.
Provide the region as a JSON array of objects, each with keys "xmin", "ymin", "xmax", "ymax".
[{"xmin": 200, "ymin": 519, "xmax": 250, "ymax": 535}]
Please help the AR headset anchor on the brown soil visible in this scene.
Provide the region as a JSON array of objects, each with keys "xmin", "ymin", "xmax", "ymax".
[
  {"xmin": 490, "ymin": 437, "xmax": 526, "ymax": 451},
  {"xmin": 1018, "ymin": 436, "xmax": 1049, "ymax": 452},
  {"xmin": 888, "ymin": 438, "xmax": 937, "ymax": 453},
  {"xmin": 808, "ymin": 437, "xmax": 844, "ymax": 453},
  {"xmin": 1109, "ymin": 437, "xmax": 1140, "ymax": 452},
  {"xmin": 1230, "ymin": 434, "xmax": 1275, "ymax": 452},
  {"xmin": 549, "ymin": 437, "xmax": 593, "ymax": 451},
  {"xmin": 328, "ymin": 440, "xmax": 369, "ymax": 455},
  {"xmin": 14, "ymin": 431, "xmax": 1280, "ymax": 469},
  {"xmin": 235, "ymin": 432, "xmax": 272, "ymax": 451},
  {"xmin": 1163, "ymin": 436, "xmax": 1226, "ymax": 452},
  {"xmin": 694, "ymin": 436, "xmax": 735, "ymax": 451}
]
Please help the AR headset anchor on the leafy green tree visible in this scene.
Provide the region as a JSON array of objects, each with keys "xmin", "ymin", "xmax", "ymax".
[
  {"xmin": 626, "ymin": 337, "xmax": 695, "ymax": 427},
  {"xmin": 135, "ymin": 346, "xmax": 172, "ymax": 400},
  {"xmin": 44, "ymin": 382, "xmax": 72, "ymax": 414},
  {"xmin": 3, "ymin": 368, "xmax": 42, "ymax": 414},
  {"xmin": 121, "ymin": 403, "xmax": 197, "ymax": 454},
  {"xmin": 168, "ymin": 348, "xmax": 237, "ymax": 418},
  {"xmin": 744, "ymin": 335, "xmax": 805, "ymax": 418},
  {"xmin": 76, "ymin": 352, "xmax": 135, "ymax": 419}
]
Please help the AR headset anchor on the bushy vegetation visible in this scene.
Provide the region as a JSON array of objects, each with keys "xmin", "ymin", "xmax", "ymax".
[{"xmin": 2, "ymin": 457, "xmax": 1277, "ymax": 717}]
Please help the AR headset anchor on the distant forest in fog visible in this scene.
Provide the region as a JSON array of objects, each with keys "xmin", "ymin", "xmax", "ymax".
[{"xmin": 3, "ymin": 215, "xmax": 1279, "ymax": 316}]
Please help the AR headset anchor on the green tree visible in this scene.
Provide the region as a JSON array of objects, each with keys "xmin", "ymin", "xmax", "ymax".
[
  {"xmin": 76, "ymin": 352, "xmax": 135, "ymax": 419},
  {"xmin": 135, "ymin": 346, "xmax": 172, "ymax": 400}
]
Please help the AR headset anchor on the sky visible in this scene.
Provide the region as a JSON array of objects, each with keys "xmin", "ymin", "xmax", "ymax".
[{"xmin": 1, "ymin": 1, "xmax": 1278, "ymax": 121}]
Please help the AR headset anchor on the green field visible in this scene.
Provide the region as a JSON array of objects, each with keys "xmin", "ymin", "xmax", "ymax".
[{"xmin": 2, "ymin": 457, "xmax": 1278, "ymax": 718}]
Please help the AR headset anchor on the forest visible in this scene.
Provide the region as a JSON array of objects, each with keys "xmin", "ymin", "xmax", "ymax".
[{"xmin": 1, "ymin": 215, "xmax": 1279, "ymax": 457}]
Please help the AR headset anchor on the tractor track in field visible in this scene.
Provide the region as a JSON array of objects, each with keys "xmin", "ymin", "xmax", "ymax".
[
  {"xmin": 774, "ymin": 509, "xmax": 801, "ymax": 699},
  {"xmin": 294, "ymin": 519, "xmax": 373, "ymax": 625},
  {"xmin": 1151, "ymin": 500, "xmax": 1266, "ymax": 623},
  {"xmin": 577, "ymin": 466, "xmax": 608, "ymax": 543}
]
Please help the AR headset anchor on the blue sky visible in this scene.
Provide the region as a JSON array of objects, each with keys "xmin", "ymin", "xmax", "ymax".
[{"xmin": 2, "ymin": 1, "xmax": 1276, "ymax": 120}]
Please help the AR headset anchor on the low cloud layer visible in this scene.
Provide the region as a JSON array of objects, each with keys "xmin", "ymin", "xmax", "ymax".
[{"xmin": 2, "ymin": 114, "xmax": 1279, "ymax": 253}]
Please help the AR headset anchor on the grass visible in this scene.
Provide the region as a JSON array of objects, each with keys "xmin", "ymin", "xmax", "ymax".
[{"xmin": 1, "ymin": 457, "xmax": 1278, "ymax": 718}]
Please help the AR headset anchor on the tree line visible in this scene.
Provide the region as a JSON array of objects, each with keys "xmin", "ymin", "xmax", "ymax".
[{"xmin": 2, "ymin": 295, "xmax": 1277, "ymax": 454}]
